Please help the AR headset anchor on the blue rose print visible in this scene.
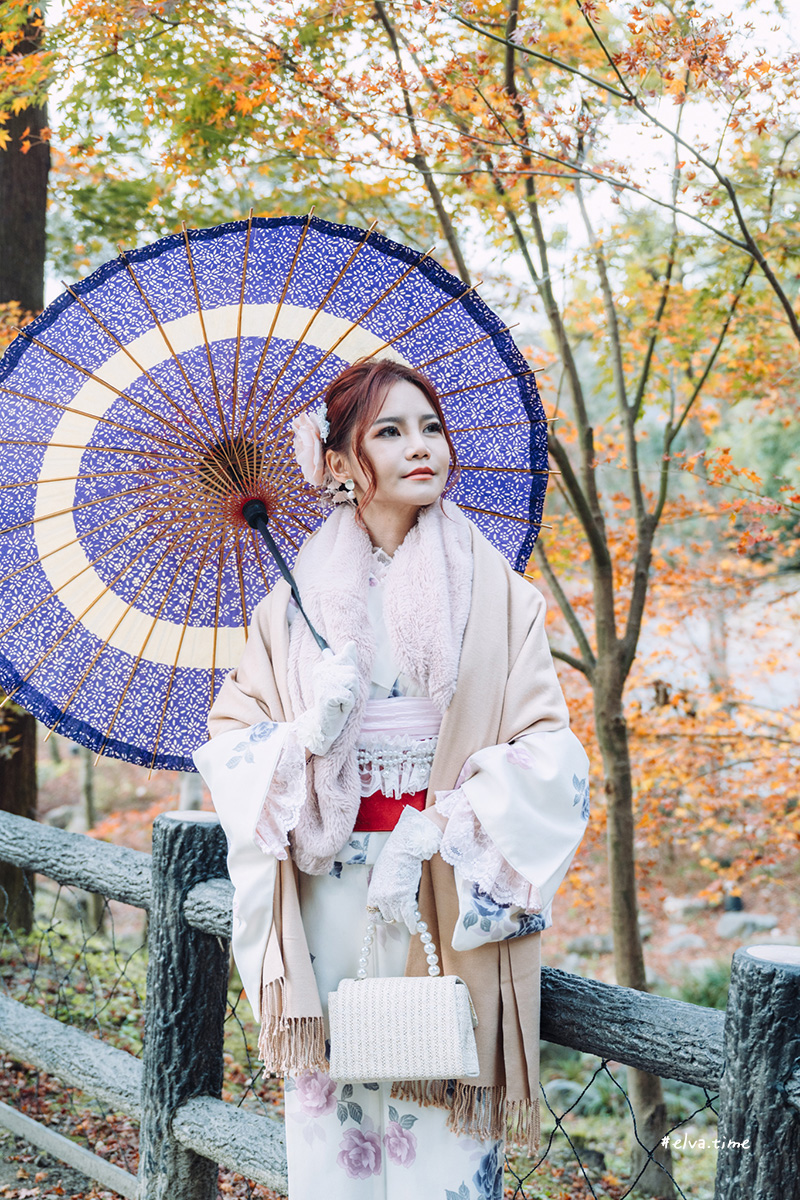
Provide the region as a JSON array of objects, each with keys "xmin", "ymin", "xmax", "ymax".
[
  {"xmin": 343, "ymin": 835, "xmax": 369, "ymax": 865},
  {"xmin": 462, "ymin": 883, "xmax": 510, "ymax": 934},
  {"xmin": 473, "ymin": 1141, "xmax": 504, "ymax": 1200},
  {"xmin": 572, "ymin": 774, "xmax": 590, "ymax": 821},
  {"xmin": 506, "ymin": 912, "xmax": 547, "ymax": 939},
  {"xmin": 471, "ymin": 886, "xmax": 508, "ymax": 921},
  {"xmin": 250, "ymin": 720, "xmax": 278, "ymax": 742},
  {"xmin": 225, "ymin": 720, "xmax": 278, "ymax": 768}
]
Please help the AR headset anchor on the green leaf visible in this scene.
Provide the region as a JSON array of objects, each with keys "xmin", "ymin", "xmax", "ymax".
[
  {"xmin": 336, "ymin": 1102, "xmax": 348, "ymax": 1125},
  {"xmin": 388, "ymin": 1104, "xmax": 399, "ymax": 1123},
  {"xmin": 341, "ymin": 1084, "xmax": 353, "ymax": 1099},
  {"xmin": 347, "ymin": 1102, "xmax": 362, "ymax": 1123}
]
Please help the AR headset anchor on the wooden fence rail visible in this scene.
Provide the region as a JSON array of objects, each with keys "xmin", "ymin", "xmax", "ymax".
[{"xmin": 1, "ymin": 809, "xmax": 798, "ymax": 1200}]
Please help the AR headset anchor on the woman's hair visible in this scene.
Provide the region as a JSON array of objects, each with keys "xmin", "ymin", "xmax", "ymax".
[{"xmin": 323, "ymin": 358, "xmax": 458, "ymax": 513}]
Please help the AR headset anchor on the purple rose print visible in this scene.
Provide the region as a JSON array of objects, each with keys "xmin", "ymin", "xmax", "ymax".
[
  {"xmin": 337, "ymin": 1127, "xmax": 382, "ymax": 1179},
  {"xmin": 384, "ymin": 1107, "xmax": 418, "ymax": 1166},
  {"xmin": 505, "ymin": 741, "xmax": 535, "ymax": 769},
  {"xmin": 295, "ymin": 1070, "xmax": 337, "ymax": 1118}
]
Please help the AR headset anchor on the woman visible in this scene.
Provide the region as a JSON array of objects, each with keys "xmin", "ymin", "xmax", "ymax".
[{"xmin": 194, "ymin": 358, "xmax": 590, "ymax": 1200}]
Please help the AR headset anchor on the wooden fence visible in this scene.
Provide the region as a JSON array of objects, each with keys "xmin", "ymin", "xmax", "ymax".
[{"xmin": 0, "ymin": 808, "xmax": 798, "ymax": 1199}]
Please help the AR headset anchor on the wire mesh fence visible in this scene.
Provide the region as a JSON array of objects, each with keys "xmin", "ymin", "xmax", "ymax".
[
  {"xmin": 0, "ymin": 871, "xmax": 146, "ymax": 1194},
  {"xmin": 0, "ymin": 869, "xmax": 285, "ymax": 1199},
  {"xmin": 2, "ymin": 864, "xmax": 722, "ymax": 1200},
  {"xmin": 504, "ymin": 1052, "xmax": 720, "ymax": 1200}
]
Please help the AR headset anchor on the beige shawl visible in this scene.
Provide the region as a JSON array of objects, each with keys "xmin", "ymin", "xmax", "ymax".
[{"xmin": 209, "ymin": 506, "xmax": 568, "ymax": 1151}]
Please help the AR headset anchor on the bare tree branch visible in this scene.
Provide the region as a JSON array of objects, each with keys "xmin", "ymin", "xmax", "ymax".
[
  {"xmin": 431, "ymin": 0, "xmax": 800, "ymax": 340},
  {"xmin": 534, "ymin": 541, "xmax": 596, "ymax": 677},
  {"xmin": 373, "ymin": 1, "xmax": 472, "ymax": 284},
  {"xmin": 551, "ymin": 646, "xmax": 595, "ymax": 677},
  {"xmin": 631, "ymin": 80, "xmax": 686, "ymax": 421}
]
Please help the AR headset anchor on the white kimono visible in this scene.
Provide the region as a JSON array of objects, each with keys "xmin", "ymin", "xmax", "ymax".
[{"xmin": 195, "ymin": 545, "xmax": 589, "ymax": 1200}]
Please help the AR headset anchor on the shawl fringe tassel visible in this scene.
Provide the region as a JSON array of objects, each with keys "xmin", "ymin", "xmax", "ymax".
[
  {"xmin": 390, "ymin": 1080, "xmax": 540, "ymax": 1154},
  {"xmin": 257, "ymin": 983, "xmax": 327, "ymax": 1074}
]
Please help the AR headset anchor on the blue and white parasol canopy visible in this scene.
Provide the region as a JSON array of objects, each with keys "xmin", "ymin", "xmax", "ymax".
[{"xmin": 0, "ymin": 216, "xmax": 549, "ymax": 771}]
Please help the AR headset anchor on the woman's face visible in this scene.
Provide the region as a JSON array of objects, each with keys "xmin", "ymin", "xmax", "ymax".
[{"xmin": 328, "ymin": 380, "xmax": 451, "ymax": 512}]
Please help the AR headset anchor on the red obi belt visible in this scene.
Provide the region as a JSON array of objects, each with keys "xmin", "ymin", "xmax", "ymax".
[{"xmin": 353, "ymin": 789, "xmax": 427, "ymax": 832}]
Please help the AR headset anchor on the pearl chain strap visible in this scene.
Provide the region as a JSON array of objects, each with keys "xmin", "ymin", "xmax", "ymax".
[{"xmin": 356, "ymin": 908, "xmax": 441, "ymax": 980}]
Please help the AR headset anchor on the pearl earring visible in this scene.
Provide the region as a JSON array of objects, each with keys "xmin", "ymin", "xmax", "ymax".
[{"xmin": 324, "ymin": 475, "xmax": 358, "ymax": 506}]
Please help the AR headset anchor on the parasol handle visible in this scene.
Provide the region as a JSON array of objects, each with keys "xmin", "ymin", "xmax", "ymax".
[{"xmin": 241, "ymin": 499, "xmax": 330, "ymax": 654}]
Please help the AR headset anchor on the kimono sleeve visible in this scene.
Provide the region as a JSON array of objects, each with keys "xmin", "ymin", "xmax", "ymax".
[
  {"xmin": 436, "ymin": 572, "xmax": 590, "ymax": 951},
  {"xmin": 436, "ymin": 728, "xmax": 590, "ymax": 950},
  {"xmin": 192, "ymin": 590, "xmax": 306, "ymax": 1020},
  {"xmin": 196, "ymin": 589, "xmax": 307, "ymax": 861}
]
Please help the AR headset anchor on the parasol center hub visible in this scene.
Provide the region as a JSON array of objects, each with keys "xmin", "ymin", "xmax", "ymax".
[
  {"xmin": 242, "ymin": 498, "xmax": 270, "ymax": 528},
  {"xmin": 195, "ymin": 436, "xmax": 262, "ymax": 499}
]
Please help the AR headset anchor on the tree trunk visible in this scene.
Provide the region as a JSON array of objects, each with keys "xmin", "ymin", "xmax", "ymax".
[
  {"xmin": 0, "ymin": 706, "xmax": 37, "ymax": 933},
  {"xmin": 0, "ymin": 14, "xmax": 48, "ymax": 937},
  {"xmin": 0, "ymin": 12, "xmax": 50, "ymax": 313},
  {"xmin": 595, "ymin": 683, "xmax": 676, "ymax": 1197}
]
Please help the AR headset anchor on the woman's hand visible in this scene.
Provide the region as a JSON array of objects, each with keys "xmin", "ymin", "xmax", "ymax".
[
  {"xmin": 294, "ymin": 641, "xmax": 360, "ymax": 756},
  {"xmin": 366, "ymin": 807, "xmax": 443, "ymax": 933}
]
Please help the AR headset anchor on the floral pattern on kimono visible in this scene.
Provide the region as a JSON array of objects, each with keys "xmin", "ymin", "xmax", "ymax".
[{"xmin": 285, "ymin": 1072, "xmax": 504, "ymax": 1198}]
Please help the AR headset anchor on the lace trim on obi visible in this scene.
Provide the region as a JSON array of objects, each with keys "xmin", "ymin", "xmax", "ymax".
[
  {"xmin": 357, "ymin": 734, "xmax": 437, "ymax": 799},
  {"xmin": 253, "ymin": 726, "xmax": 307, "ymax": 860},
  {"xmin": 436, "ymin": 787, "xmax": 544, "ymax": 913}
]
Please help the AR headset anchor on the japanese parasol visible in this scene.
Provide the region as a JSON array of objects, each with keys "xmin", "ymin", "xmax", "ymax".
[{"xmin": 0, "ymin": 215, "xmax": 548, "ymax": 772}]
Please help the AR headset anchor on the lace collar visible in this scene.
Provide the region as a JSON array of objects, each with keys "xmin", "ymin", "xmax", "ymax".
[{"xmin": 369, "ymin": 544, "xmax": 393, "ymax": 584}]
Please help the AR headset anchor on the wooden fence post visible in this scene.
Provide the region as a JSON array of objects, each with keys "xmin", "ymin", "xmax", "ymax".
[
  {"xmin": 714, "ymin": 944, "xmax": 800, "ymax": 1200},
  {"xmin": 138, "ymin": 812, "xmax": 230, "ymax": 1200}
]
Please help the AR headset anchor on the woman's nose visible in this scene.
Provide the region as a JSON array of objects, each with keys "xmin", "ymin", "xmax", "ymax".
[{"xmin": 407, "ymin": 433, "xmax": 429, "ymax": 458}]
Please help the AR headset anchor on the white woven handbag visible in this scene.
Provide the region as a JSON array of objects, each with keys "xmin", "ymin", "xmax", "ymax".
[{"xmin": 327, "ymin": 906, "xmax": 480, "ymax": 1084}]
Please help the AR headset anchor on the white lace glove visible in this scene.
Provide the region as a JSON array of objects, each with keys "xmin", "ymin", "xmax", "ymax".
[
  {"xmin": 293, "ymin": 641, "xmax": 360, "ymax": 756},
  {"xmin": 366, "ymin": 806, "xmax": 443, "ymax": 933}
]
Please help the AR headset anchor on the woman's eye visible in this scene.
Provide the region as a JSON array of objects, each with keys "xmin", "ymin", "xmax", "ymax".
[
  {"xmin": 377, "ymin": 426, "xmax": 399, "ymax": 437},
  {"xmin": 425, "ymin": 421, "xmax": 443, "ymax": 434}
]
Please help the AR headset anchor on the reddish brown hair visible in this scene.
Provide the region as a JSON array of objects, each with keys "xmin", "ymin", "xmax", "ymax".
[{"xmin": 323, "ymin": 358, "xmax": 458, "ymax": 514}]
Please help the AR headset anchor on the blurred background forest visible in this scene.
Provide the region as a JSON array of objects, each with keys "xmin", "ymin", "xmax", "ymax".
[{"xmin": 0, "ymin": 0, "xmax": 799, "ymax": 1193}]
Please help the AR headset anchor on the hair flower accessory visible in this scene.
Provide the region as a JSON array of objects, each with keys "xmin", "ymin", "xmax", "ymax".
[{"xmin": 291, "ymin": 403, "xmax": 329, "ymax": 487}]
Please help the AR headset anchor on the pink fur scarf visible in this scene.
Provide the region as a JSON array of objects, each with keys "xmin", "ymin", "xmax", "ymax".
[{"xmin": 286, "ymin": 498, "xmax": 474, "ymax": 875}]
